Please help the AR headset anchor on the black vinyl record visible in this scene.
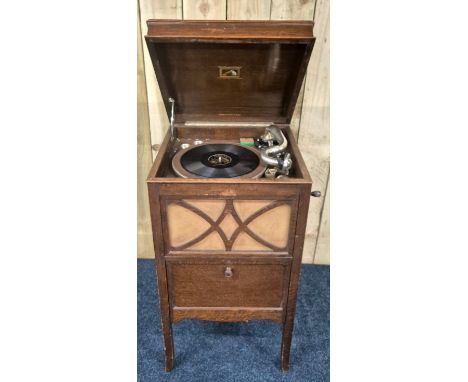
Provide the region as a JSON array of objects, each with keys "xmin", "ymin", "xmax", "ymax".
[{"xmin": 180, "ymin": 144, "xmax": 260, "ymax": 178}]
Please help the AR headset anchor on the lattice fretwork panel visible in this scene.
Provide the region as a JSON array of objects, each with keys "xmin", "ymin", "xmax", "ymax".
[{"xmin": 165, "ymin": 199, "xmax": 293, "ymax": 252}]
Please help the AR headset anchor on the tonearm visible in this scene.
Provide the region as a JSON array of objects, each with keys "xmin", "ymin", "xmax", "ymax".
[{"xmin": 260, "ymin": 126, "xmax": 293, "ymax": 178}]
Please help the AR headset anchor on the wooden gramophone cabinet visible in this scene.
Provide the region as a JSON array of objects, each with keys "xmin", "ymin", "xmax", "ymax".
[{"xmin": 145, "ymin": 20, "xmax": 316, "ymax": 371}]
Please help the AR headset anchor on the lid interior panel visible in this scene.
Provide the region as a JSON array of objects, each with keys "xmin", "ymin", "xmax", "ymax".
[{"xmin": 146, "ymin": 40, "xmax": 311, "ymax": 123}]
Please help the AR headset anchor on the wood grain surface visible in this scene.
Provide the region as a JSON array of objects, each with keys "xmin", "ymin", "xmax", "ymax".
[
  {"xmin": 271, "ymin": 0, "xmax": 315, "ymax": 140},
  {"xmin": 270, "ymin": 0, "xmax": 316, "ymax": 20},
  {"xmin": 183, "ymin": 0, "xmax": 227, "ymax": 19},
  {"xmin": 137, "ymin": 0, "xmax": 329, "ymax": 264},
  {"xmin": 227, "ymin": 0, "xmax": 270, "ymax": 20},
  {"xmin": 138, "ymin": 0, "xmax": 182, "ymax": 159},
  {"xmin": 137, "ymin": 10, "xmax": 155, "ymax": 259},
  {"xmin": 314, "ymin": 175, "xmax": 329, "ymax": 264},
  {"xmin": 297, "ymin": 0, "xmax": 329, "ymax": 263},
  {"xmin": 172, "ymin": 307, "xmax": 283, "ymax": 323},
  {"xmin": 167, "ymin": 263, "xmax": 287, "ymax": 307},
  {"xmin": 144, "ymin": 26, "xmax": 313, "ymax": 124}
]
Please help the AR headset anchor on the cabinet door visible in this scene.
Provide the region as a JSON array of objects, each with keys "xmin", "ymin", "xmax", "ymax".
[{"xmin": 166, "ymin": 257, "xmax": 292, "ymax": 323}]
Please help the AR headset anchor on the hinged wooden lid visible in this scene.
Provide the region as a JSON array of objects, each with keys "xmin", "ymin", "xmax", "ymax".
[{"xmin": 145, "ymin": 20, "xmax": 315, "ymax": 124}]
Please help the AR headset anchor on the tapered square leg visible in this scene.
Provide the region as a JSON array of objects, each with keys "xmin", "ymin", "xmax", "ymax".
[
  {"xmin": 155, "ymin": 271, "xmax": 174, "ymax": 371},
  {"xmin": 161, "ymin": 320, "xmax": 174, "ymax": 371},
  {"xmin": 153, "ymin": 259, "xmax": 174, "ymax": 371},
  {"xmin": 280, "ymin": 318, "xmax": 294, "ymax": 371},
  {"xmin": 279, "ymin": 187, "xmax": 311, "ymax": 372}
]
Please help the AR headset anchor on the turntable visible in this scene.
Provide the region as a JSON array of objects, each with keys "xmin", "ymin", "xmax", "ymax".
[
  {"xmin": 172, "ymin": 142, "xmax": 266, "ymax": 179},
  {"xmin": 145, "ymin": 20, "xmax": 318, "ymax": 372}
]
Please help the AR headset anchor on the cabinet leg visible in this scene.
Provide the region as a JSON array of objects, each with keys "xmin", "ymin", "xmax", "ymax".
[
  {"xmin": 280, "ymin": 316, "xmax": 294, "ymax": 371},
  {"xmin": 154, "ymin": 261, "xmax": 174, "ymax": 371},
  {"xmin": 162, "ymin": 319, "xmax": 174, "ymax": 371}
]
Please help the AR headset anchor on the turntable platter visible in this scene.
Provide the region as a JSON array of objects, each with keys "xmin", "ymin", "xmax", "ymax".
[{"xmin": 172, "ymin": 143, "xmax": 266, "ymax": 179}]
